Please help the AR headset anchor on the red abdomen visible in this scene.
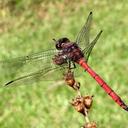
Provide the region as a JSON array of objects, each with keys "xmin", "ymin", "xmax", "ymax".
[{"xmin": 77, "ymin": 58, "xmax": 128, "ymax": 112}]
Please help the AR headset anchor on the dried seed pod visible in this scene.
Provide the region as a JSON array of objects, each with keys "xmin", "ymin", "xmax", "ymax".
[
  {"xmin": 64, "ymin": 69, "xmax": 80, "ymax": 90},
  {"xmin": 82, "ymin": 122, "xmax": 97, "ymax": 128},
  {"xmin": 71, "ymin": 95, "xmax": 93, "ymax": 116},
  {"xmin": 84, "ymin": 95, "xmax": 94, "ymax": 109},
  {"xmin": 71, "ymin": 96, "xmax": 85, "ymax": 115}
]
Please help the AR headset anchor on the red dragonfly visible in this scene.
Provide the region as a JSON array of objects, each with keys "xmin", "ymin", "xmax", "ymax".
[{"xmin": 1, "ymin": 12, "xmax": 128, "ymax": 112}]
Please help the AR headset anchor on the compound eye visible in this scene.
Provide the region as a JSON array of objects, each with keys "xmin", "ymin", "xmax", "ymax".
[
  {"xmin": 61, "ymin": 43, "xmax": 65, "ymax": 47},
  {"xmin": 56, "ymin": 43, "xmax": 62, "ymax": 50}
]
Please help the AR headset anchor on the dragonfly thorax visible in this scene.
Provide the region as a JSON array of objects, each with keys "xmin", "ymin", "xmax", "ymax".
[
  {"xmin": 53, "ymin": 39, "xmax": 84, "ymax": 66},
  {"xmin": 63, "ymin": 43, "xmax": 84, "ymax": 62}
]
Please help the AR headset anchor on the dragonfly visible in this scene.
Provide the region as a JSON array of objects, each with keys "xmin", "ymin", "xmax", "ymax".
[{"xmin": 1, "ymin": 12, "xmax": 128, "ymax": 112}]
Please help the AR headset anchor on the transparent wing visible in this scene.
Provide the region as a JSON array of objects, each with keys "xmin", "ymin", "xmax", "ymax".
[
  {"xmin": 75, "ymin": 12, "xmax": 92, "ymax": 49},
  {"xmin": 83, "ymin": 30, "xmax": 103, "ymax": 62},
  {"xmin": 3, "ymin": 65, "xmax": 67, "ymax": 87},
  {"xmin": 75, "ymin": 12, "xmax": 102, "ymax": 61},
  {"xmin": 0, "ymin": 49, "xmax": 58, "ymax": 75},
  {"xmin": 0, "ymin": 49, "xmax": 67, "ymax": 86}
]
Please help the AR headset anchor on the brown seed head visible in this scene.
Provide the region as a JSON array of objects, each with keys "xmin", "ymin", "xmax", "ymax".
[{"xmin": 82, "ymin": 122, "xmax": 97, "ymax": 128}]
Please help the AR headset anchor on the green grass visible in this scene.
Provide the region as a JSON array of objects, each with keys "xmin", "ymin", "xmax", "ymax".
[{"xmin": 0, "ymin": 0, "xmax": 128, "ymax": 128}]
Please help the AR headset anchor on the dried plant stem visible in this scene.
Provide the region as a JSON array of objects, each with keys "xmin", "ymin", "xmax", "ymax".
[
  {"xmin": 63, "ymin": 69, "xmax": 96, "ymax": 127},
  {"xmin": 84, "ymin": 109, "xmax": 90, "ymax": 123}
]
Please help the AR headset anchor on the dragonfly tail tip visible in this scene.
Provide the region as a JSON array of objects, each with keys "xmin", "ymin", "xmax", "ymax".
[{"xmin": 125, "ymin": 107, "xmax": 128, "ymax": 112}]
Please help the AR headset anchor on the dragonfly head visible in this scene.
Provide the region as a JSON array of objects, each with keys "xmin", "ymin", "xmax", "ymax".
[{"xmin": 53, "ymin": 37, "xmax": 70, "ymax": 50}]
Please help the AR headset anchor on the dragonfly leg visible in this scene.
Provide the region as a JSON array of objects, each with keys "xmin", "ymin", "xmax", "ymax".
[
  {"xmin": 73, "ymin": 62, "xmax": 76, "ymax": 69},
  {"xmin": 68, "ymin": 60, "xmax": 76, "ymax": 69}
]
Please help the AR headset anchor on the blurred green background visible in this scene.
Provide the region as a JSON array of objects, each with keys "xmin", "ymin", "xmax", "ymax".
[{"xmin": 0, "ymin": 0, "xmax": 128, "ymax": 128}]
